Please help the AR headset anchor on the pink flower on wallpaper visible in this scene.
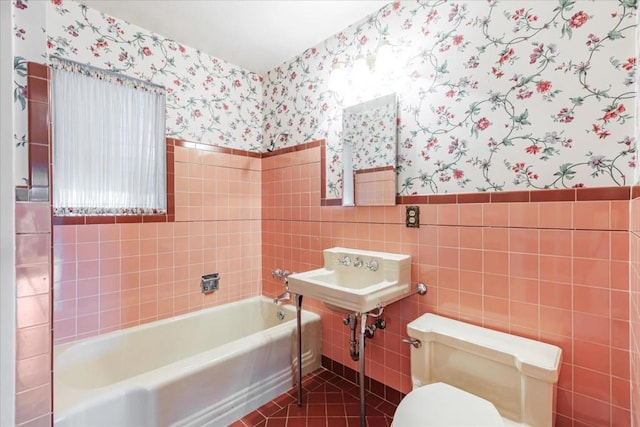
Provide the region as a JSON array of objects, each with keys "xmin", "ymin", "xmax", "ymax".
[
  {"xmin": 476, "ymin": 117, "xmax": 490, "ymax": 131},
  {"xmin": 569, "ymin": 11, "xmax": 589, "ymax": 28},
  {"xmin": 592, "ymin": 124, "xmax": 611, "ymax": 139},
  {"xmin": 118, "ymin": 51, "xmax": 128, "ymax": 61},
  {"xmin": 525, "ymin": 145, "xmax": 541, "ymax": 155},
  {"xmin": 15, "ymin": 0, "xmax": 27, "ymax": 9},
  {"xmin": 622, "ymin": 57, "xmax": 637, "ymax": 70},
  {"xmin": 453, "ymin": 35, "xmax": 464, "ymax": 46},
  {"xmin": 234, "ymin": 80, "xmax": 241, "ymax": 87},
  {"xmin": 491, "ymin": 67, "xmax": 504, "ymax": 78},
  {"xmin": 141, "ymin": 47, "xmax": 152, "ymax": 56},
  {"xmin": 529, "ymin": 44, "xmax": 544, "ymax": 64},
  {"xmin": 290, "ymin": 71, "xmax": 297, "ymax": 80},
  {"xmin": 194, "ymin": 110, "xmax": 202, "ymax": 118},
  {"xmin": 602, "ymin": 104, "xmax": 626, "ymax": 122},
  {"xmin": 446, "ymin": 89, "xmax": 456, "ymax": 97},
  {"xmin": 498, "ymin": 48, "xmax": 515, "ymax": 64},
  {"xmin": 360, "ymin": 35, "xmax": 368, "ymax": 46},
  {"xmin": 453, "ymin": 169, "xmax": 464, "ymax": 179},
  {"xmin": 536, "ymin": 80, "xmax": 551, "ymax": 93}
]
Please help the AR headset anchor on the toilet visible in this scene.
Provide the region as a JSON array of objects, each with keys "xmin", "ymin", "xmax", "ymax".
[{"xmin": 393, "ymin": 314, "xmax": 562, "ymax": 426}]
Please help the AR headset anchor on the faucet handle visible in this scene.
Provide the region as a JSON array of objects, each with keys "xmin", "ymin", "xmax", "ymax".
[
  {"xmin": 338, "ymin": 256, "xmax": 351, "ymax": 266},
  {"xmin": 353, "ymin": 257, "xmax": 364, "ymax": 268},
  {"xmin": 271, "ymin": 268, "xmax": 283, "ymax": 278},
  {"xmin": 366, "ymin": 260, "xmax": 379, "ymax": 271}
]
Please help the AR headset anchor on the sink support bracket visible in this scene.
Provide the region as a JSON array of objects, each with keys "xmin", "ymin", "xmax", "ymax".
[
  {"xmin": 295, "ymin": 293, "xmax": 304, "ymax": 407},
  {"xmin": 359, "ymin": 313, "xmax": 367, "ymax": 427}
]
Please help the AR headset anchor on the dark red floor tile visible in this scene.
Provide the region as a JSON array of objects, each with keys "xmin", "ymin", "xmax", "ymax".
[
  {"xmin": 326, "ymin": 404, "xmax": 346, "ymax": 417},
  {"xmin": 307, "ymin": 417, "xmax": 327, "ymax": 427},
  {"xmin": 307, "ymin": 404, "xmax": 327, "ymax": 417},
  {"xmin": 241, "ymin": 411, "xmax": 266, "ymax": 426},
  {"xmin": 264, "ymin": 418, "xmax": 287, "ymax": 427},
  {"xmin": 286, "ymin": 418, "xmax": 307, "ymax": 427},
  {"xmin": 257, "ymin": 401, "xmax": 284, "ymax": 417},
  {"xmin": 327, "ymin": 417, "xmax": 348, "ymax": 427},
  {"xmin": 287, "ymin": 403, "xmax": 308, "ymax": 417},
  {"xmin": 366, "ymin": 416, "xmax": 389, "ymax": 427}
]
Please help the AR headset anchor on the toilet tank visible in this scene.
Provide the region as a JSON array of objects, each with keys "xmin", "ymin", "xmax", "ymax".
[{"xmin": 407, "ymin": 314, "xmax": 562, "ymax": 427}]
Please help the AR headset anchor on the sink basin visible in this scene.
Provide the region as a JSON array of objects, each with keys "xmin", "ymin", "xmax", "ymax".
[{"xmin": 287, "ymin": 247, "xmax": 411, "ymax": 313}]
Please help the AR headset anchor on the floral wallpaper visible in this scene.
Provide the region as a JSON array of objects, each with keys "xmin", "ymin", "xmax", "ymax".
[
  {"xmin": 12, "ymin": 0, "xmax": 638, "ymax": 196},
  {"xmin": 12, "ymin": 0, "xmax": 263, "ymax": 188},
  {"xmin": 262, "ymin": 0, "xmax": 638, "ymax": 196}
]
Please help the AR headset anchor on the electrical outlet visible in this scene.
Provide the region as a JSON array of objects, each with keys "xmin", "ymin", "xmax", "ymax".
[{"xmin": 406, "ymin": 206, "xmax": 419, "ymax": 228}]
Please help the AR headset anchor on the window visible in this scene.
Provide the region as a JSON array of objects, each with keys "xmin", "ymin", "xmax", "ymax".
[{"xmin": 51, "ymin": 57, "xmax": 166, "ymax": 216}]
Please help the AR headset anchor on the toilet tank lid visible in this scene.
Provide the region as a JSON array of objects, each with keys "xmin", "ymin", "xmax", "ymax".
[{"xmin": 407, "ymin": 314, "xmax": 562, "ymax": 383}]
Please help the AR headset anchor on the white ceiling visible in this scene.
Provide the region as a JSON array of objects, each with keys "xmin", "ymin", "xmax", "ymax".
[{"xmin": 80, "ymin": 1, "xmax": 389, "ymax": 75}]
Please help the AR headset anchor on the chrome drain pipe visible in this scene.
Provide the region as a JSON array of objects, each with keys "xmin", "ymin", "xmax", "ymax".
[{"xmin": 343, "ymin": 314, "xmax": 359, "ymax": 361}]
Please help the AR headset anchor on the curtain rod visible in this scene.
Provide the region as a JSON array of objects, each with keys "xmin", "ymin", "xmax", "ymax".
[{"xmin": 49, "ymin": 55, "xmax": 166, "ymax": 92}]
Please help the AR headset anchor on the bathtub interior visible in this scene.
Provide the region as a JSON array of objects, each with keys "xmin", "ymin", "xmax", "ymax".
[{"xmin": 54, "ymin": 296, "xmax": 322, "ymax": 426}]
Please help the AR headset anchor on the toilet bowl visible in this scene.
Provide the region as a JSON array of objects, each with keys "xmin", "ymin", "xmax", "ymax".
[{"xmin": 393, "ymin": 314, "xmax": 562, "ymax": 426}]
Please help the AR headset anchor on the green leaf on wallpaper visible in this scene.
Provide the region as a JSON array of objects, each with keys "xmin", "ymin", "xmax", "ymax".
[
  {"xmin": 436, "ymin": 61, "xmax": 449, "ymax": 74},
  {"xmin": 621, "ymin": 0, "xmax": 637, "ymax": 8},
  {"xmin": 13, "ymin": 56, "xmax": 27, "ymax": 77},
  {"xmin": 14, "ymin": 87, "xmax": 26, "ymax": 111},
  {"xmin": 561, "ymin": 24, "xmax": 573, "ymax": 39},
  {"xmin": 514, "ymin": 110, "xmax": 530, "ymax": 126},
  {"xmin": 570, "ymin": 97, "xmax": 584, "ymax": 106},
  {"xmin": 607, "ymin": 30, "xmax": 623, "ymax": 40},
  {"xmin": 554, "ymin": 163, "xmax": 576, "ymax": 179},
  {"xmin": 501, "ymin": 138, "xmax": 514, "ymax": 146}
]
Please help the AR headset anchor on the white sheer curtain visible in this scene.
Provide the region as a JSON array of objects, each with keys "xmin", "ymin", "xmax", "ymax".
[{"xmin": 51, "ymin": 59, "xmax": 166, "ymax": 216}]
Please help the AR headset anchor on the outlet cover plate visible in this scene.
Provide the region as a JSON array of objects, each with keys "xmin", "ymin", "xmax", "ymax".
[{"xmin": 406, "ymin": 206, "xmax": 419, "ymax": 228}]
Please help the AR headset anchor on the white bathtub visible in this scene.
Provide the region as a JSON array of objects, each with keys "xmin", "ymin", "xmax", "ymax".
[{"xmin": 54, "ymin": 296, "xmax": 322, "ymax": 426}]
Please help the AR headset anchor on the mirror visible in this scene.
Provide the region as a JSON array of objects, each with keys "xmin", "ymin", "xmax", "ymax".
[{"xmin": 342, "ymin": 93, "xmax": 397, "ymax": 206}]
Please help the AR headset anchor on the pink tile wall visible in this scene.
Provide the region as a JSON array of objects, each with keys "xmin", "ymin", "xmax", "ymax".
[
  {"xmin": 630, "ymin": 196, "xmax": 640, "ymax": 427},
  {"xmin": 15, "ymin": 202, "xmax": 52, "ymax": 427},
  {"xmin": 53, "ymin": 146, "xmax": 262, "ymax": 344},
  {"xmin": 262, "ymin": 149, "xmax": 631, "ymax": 427}
]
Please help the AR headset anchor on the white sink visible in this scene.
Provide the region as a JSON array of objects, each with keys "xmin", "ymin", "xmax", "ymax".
[{"xmin": 287, "ymin": 247, "xmax": 411, "ymax": 313}]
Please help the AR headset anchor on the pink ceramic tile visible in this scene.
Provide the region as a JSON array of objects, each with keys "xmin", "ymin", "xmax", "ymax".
[
  {"xmin": 16, "ymin": 353, "xmax": 51, "ymax": 392},
  {"xmin": 539, "ymin": 229, "xmax": 572, "ymax": 256},
  {"xmin": 482, "ymin": 203, "xmax": 508, "ymax": 227},
  {"xmin": 508, "ymin": 253, "xmax": 539, "ymax": 279},
  {"xmin": 17, "ymin": 294, "xmax": 50, "ymax": 329},
  {"xmin": 573, "ymin": 230, "xmax": 610, "ymax": 260},
  {"xmin": 573, "ymin": 258, "xmax": 609, "ymax": 288},
  {"xmin": 17, "ymin": 324, "xmax": 50, "ymax": 360},
  {"xmin": 574, "ymin": 366, "xmax": 611, "ymax": 403},
  {"xmin": 15, "ymin": 202, "xmax": 50, "ymax": 234},
  {"xmin": 15, "ymin": 383, "xmax": 51, "ymax": 425},
  {"xmin": 16, "ymin": 234, "xmax": 50, "ymax": 266},
  {"xmin": 76, "ymin": 224, "xmax": 99, "ymax": 243},
  {"xmin": 16, "ymin": 264, "xmax": 50, "ymax": 298},
  {"xmin": 509, "ymin": 203, "xmax": 538, "ymax": 228},
  {"xmin": 573, "ymin": 201, "xmax": 610, "ymax": 230},
  {"xmin": 573, "ymin": 285, "xmax": 609, "ymax": 317},
  {"xmin": 538, "ymin": 202, "xmax": 572, "ymax": 229}
]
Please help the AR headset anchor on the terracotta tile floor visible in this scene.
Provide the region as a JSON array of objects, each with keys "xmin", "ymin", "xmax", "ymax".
[{"xmin": 229, "ymin": 368, "xmax": 396, "ymax": 427}]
